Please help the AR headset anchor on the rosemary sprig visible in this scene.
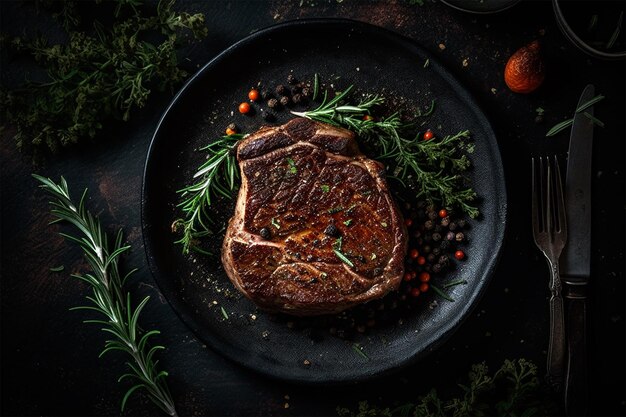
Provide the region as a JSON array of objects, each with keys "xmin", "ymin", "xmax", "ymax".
[
  {"xmin": 292, "ymin": 85, "xmax": 478, "ymax": 217},
  {"xmin": 174, "ymin": 134, "xmax": 243, "ymax": 254},
  {"xmin": 33, "ymin": 174, "xmax": 177, "ymax": 417},
  {"xmin": 545, "ymin": 93, "xmax": 605, "ymax": 137}
]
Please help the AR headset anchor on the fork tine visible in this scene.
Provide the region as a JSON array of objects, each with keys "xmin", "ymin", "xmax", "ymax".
[
  {"xmin": 553, "ymin": 156, "xmax": 567, "ymax": 238},
  {"xmin": 531, "ymin": 157, "xmax": 541, "ymax": 238},
  {"xmin": 540, "ymin": 156, "xmax": 551, "ymax": 234}
]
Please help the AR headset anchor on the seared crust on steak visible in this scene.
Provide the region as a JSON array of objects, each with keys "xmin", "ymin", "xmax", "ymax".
[{"xmin": 222, "ymin": 118, "xmax": 407, "ymax": 315}]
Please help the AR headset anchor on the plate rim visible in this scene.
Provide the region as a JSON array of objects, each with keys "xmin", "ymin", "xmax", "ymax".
[{"xmin": 140, "ymin": 17, "xmax": 508, "ymax": 384}]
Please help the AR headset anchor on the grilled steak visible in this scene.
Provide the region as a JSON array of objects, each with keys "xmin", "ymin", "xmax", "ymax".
[{"xmin": 222, "ymin": 118, "xmax": 407, "ymax": 316}]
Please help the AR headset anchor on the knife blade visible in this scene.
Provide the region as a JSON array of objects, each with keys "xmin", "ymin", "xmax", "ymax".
[{"xmin": 560, "ymin": 83, "xmax": 595, "ymax": 416}]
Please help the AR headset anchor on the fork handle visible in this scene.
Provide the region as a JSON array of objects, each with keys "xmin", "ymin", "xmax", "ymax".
[
  {"xmin": 564, "ymin": 280, "xmax": 588, "ymax": 416},
  {"xmin": 547, "ymin": 262, "xmax": 566, "ymax": 393}
]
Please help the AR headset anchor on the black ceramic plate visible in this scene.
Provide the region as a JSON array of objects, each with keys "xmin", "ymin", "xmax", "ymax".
[{"xmin": 142, "ymin": 19, "xmax": 507, "ymax": 383}]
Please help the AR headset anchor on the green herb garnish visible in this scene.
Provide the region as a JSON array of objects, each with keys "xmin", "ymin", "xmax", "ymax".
[
  {"xmin": 1, "ymin": 0, "xmax": 207, "ymax": 161},
  {"xmin": 337, "ymin": 359, "xmax": 553, "ymax": 417},
  {"xmin": 352, "ymin": 343, "xmax": 369, "ymax": 359},
  {"xmin": 33, "ymin": 175, "xmax": 176, "ymax": 416},
  {"xmin": 321, "ymin": 184, "xmax": 330, "ymax": 192},
  {"xmin": 174, "ymin": 134, "xmax": 243, "ymax": 254},
  {"xmin": 220, "ymin": 306, "xmax": 229, "ymax": 320},
  {"xmin": 443, "ymin": 279, "xmax": 468, "ymax": 288},
  {"xmin": 287, "ymin": 157, "xmax": 297, "ymax": 174},
  {"xmin": 271, "ymin": 217, "xmax": 281, "ymax": 229},
  {"xmin": 343, "ymin": 219, "xmax": 353, "ymax": 226},
  {"xmin": 50, "ymin": 265, "xmax": 65, "ymax": 272},
  {"xmin": 292, "ymin": 84, "xmax": 478, "ymax": 218},
  {"xmin": 430, "ymin": 284, "xmax": 455, "ymax": 302},
  {"xmin": 334, "ymin": 249, "xmax": 354, "ymax": 268},
  {"xmin": 546, "ymin": 94, "xmax": 605, "ymax": 137}
]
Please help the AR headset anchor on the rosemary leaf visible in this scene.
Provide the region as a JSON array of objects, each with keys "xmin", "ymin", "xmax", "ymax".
[
  {"xmin": 545, "ymin": 119, "xmax": 574, "ymax": 137},
  {"xmin": 575, "ymin": 94, "xmax": 605, "ymax": 113},
  {"xmin": 334, "ymin": 249, "xmax": 354, "ymax": 268},
  {"xmin": 606, "ymin": 11, "xmax": 623, "ymax": 49},
  {"xmin": 583, "ymin": 111, "xmax": 605, "ymax": 127},
  {"xmin": 430, "ymin": 284, "xmax": 455, "ymax": 302},
  {"xmin": 33, "ymin": 174, "xmax": 177, "ymax": 417},
  {"xmin": 352, "ymin": 343, "xmax": 369, "ymax": 359},
  {"xmin": 50, "ymin": 265, "xmax": 65, "ymax": 272},
  {"xmin": 220, "ymin": 306, "xmax": 229, "ymax": 320}
]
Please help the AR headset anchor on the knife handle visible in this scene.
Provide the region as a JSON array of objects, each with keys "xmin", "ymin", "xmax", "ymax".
[
  {"xmin": 547, "ymin": 262, "xmax": 566, "ymax": 393},
  {"xmin": 564, "ymin": 280, "xmax": 588, "ymax": 416}
]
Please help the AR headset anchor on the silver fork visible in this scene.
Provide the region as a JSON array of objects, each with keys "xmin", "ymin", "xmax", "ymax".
[{"xmin": 531, "ymin": 155, "xmax": 567, "ymax": 393}]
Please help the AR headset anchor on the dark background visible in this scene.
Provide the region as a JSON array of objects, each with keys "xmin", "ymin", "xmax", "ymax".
[{"xmin": 1, "ymin": 0, "xmax": 624, "ymax": 416}]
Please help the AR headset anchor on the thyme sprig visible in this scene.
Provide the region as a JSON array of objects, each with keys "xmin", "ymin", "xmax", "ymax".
[
  {"xmin": 337, "ymin": 359, "xmax": 554, "ymax": 417},
  {"xmin": 33, "ymin": 174, "xmax": 177, "ymax": 416},
  {"xmin": 173, "ymin": 134, "xmax": 243, "ymax": 254},
  {"xmin": 1, "ymin": 0, "xmax": 207, "ymax": 160},
  {"xmin": 292, "ymin": 86, "xmax": 478, "ymax": 217}
]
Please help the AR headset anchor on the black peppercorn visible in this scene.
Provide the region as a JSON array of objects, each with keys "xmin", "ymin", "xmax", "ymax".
[
  {"xmin": 432, "ymin": 232, "xmax": 441, "ymax": 242},
  {"xmin": 260, "ymin": 227, "xmax": 271, "ymax": 240},
  {"xmin": 280, "ymin": 95, "xmax": 290, "ymax": 106},
  {"xmin": 439, "ymin": 240, "xmax": 450, "ymax": 250},
  {"xmin": 424, "ymin": 220, "xmax": 434, "ymax": 230},
  {"xmin": 324, "ymin": 224, "xmax": 340, "ymax": 237},
  {"xmin": 287, "ymin": 74, "xmax": 297, "ymax": 84},
  {"xmin": 428, "ymin": 210, "xmax": 438, "ymax": 220},
  {"xmin": 441, "ymin": 216, "xmax": 450, "ymax": 227},
  {"xmin": 427, "ymin": 253, "xmax": 436, "ymax": 263},
  {"xmin": 261, "ymin": 89, "xmax": 272, "ymax": 100},
  {"xmin": 455, "ymin": 232, "xmax": 465, "ymax": 242},
  {"xmin": 457, "ymin": 219, "xmax": 467, "ymax": 228},
  {"xmin": 432, "ymin": 263, "xmax": 442, "ymax": 273},
  {"xmin": 438, "ymin": 254, "xmax": 450, "ymax": 265},
  {"xmin": 292, "ymin": 93, "xmax": 303, "ymax": 104},
  {"xmin": 449, "ymin": 222, "xmax": 457, "ymax": 231},
  {"xmin": 432, "ymin": 247, "xmax": 441, "ymax": 256},
  {"xmin": 263, "ymin": 111, "xmax": 276, "ymax": 122},
  {"xmin": 227, "ymin": 122, "xmax": 237, "ymax": 131},
  {"xmin": 275, "ymin": 84, "xmax": 287, "ymax": 95},
  {"xmin": 301, "ymin": 86, "xmax": 311, "ymax": 97},
  {"xmin": 267, "ymin": 98, "xmax": 278, "ymax": 108}
]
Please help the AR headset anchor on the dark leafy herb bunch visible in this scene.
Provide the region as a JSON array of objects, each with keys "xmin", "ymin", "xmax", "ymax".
[
  {"xmin": 337, "ymin": 359, "xmax": 558, "ymax": 417},
  {"xmin": 0, "ymin": 0, "xmax": 207, "ymax": 160}
]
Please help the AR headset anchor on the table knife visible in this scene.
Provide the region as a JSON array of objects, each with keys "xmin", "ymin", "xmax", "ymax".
[{"xmin": 560, "ymin": 84, "xmax": 595, "ymax": 416}]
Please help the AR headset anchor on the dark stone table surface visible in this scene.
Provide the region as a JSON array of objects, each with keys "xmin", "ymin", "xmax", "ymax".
[{"xmin": 1, "ymin": 1, "xmax": 624, "ymax": 416}]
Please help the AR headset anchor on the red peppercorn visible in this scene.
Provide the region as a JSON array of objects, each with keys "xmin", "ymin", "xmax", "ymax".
[
  {"xmin": 423, "ymin": 129, "xmax": 434, "ymax": 140},
  {"xmin": 403, "ymin": 272, "xmax": 413, "ymax": 281},
  {"xmin": 417, "ymin": 256, "xmax": 426, "ymax": 265},
  {"xmin": 363, "ymin": 114, "xmax": 373, "ymax": 121},
  {"xmin": 419, "ymin": 283, "xmax": 430, "ymax": 293},
  {"xmin": 454, "ymin": 250, "xmax": 465, "ymax": 260},
  {"xmin": 225, "ymin": 127, "xmax": 236, "ymax": 136},
  {"xmin": 438, "ymin": 209, "xmax": 448, "ymax": 218},
  {"xmin": 410, "ymin": 287, "xmax": 421, "ymax": 297},
  {"xmin": 405, "ymin": 218, "xmax": 413, "ymax": 227},
  {"xmin": 409, "ymin": 248, "xmax": 419, "ymax": 259},
  {"xmin": 248, "ymin": 89, "xmax": 260, "ymax": 101},
  {"xmin": 238, "ymin": 102, "xmax": 251, "ymax": 114},
  {"xmin": 419, "ymin": 272, "xmax": 431, "ymax": 282}
]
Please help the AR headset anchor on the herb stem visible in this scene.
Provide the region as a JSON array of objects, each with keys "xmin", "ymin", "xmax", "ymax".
[{"xmin": 34, "ymin": 174, "xmax": 177, "ymax": 416}]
